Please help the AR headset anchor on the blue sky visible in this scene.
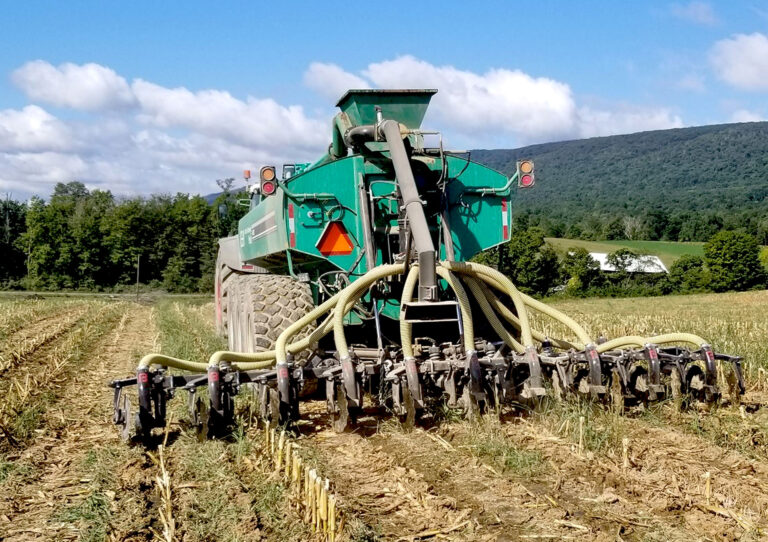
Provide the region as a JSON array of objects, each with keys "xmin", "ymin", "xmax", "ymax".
[{"xmin": 1, "ymin": 1, "xmax": 768, "ymax": 199}]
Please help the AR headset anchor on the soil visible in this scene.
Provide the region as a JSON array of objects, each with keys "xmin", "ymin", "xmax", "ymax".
[{"xmin": 1, "ymin": 300, "xmax": 766, "ymax": 542}]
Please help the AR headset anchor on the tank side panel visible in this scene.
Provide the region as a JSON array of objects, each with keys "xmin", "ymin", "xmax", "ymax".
[
  {"xmin": 444, "ymin": 157, "xmax": 512, "ymax": 261},
  {"xmin": 281, "ymin": 156, "xmax": 367, "ymax": 275},
  {"xmin": 238, "ymin": 193, "xmax": 290, "ymax": 269}
]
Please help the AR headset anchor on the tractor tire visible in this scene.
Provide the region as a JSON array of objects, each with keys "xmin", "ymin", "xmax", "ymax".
[
  {"xmin": 214, "ymin": 252, "xmax": 236, "ymax": 337},
  {"xmin": 221, "ymin": 271, "xmax": 316, "ymax": 359}
]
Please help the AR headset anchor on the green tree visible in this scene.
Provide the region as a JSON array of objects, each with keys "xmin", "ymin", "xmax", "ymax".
[
  {"xmin": 498, "ymin": 227, "xmax": 561, "ymax": 296},
  {"xmin": 562, "ymin": 247, "xmax": 600, "ymax": 294},
  {"xmin": 603, "ymin": 218, "xmax": 625, "ymax": 240},
  {"xmin": 1, "ymin": 196, "xmax": 27, "ymax": 285},
  {"xmin": 704, "ymin": 231, "xmax": 766, "ymax": 292},
  {"xmin": 668, "ymin": 254, "xmax": 710, "ymax": 292}
]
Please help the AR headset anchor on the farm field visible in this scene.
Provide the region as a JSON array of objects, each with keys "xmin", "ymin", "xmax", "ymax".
[
  {"xmin": 545, "ymin": 238, "xmax": 706, "ymax": 268},
  {"xmin": 0, "ymin": 292, "xmax": 766, "ymax": 541}
]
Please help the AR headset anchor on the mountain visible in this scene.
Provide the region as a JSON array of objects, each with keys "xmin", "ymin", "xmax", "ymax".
[{"xmin": 471, "ymin": 121, "xmax": 768, "ymax": 222}]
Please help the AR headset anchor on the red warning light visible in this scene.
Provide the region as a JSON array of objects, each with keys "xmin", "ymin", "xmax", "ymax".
[
  {"xmin": 316, "ymin": 221, "xmax": 354, "ymax": 256},
  {"xmin": 261, "ymin": 180, "xmax": 276, "ymax": 195},
  {"xmin": 520, "ymin": 174, "xmax": 534, "ymax": 187}
]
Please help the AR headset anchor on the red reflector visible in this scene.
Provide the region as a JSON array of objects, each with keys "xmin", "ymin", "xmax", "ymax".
[
  {"xmin": 520, "ymin": 174, "xmax": 534, "ymax": 187},
  {"xmin": 317, "ymin": 221, "xmax": 354, "ymax": 256},
  {"xmin": 262, "ymin": 181, "xmax": 276, "ymax": 195}
]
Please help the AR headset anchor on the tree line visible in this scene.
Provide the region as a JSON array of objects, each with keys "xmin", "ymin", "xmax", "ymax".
[
  {"xmin": 1, "ymin": 181, "xmax": 765, "ymax": 298},
  {"xmin": 1, "ymin": 182, "xmax": 246, "ymax": 292},
  {"xmin": 474, "ymin": 226, "xmax": 767, "ymax": 298}
]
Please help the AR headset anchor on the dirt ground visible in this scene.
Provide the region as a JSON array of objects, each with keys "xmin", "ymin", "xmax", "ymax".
[{"xmin": 0, "ymin": 296, "xmax": 766, "ymax": 541}]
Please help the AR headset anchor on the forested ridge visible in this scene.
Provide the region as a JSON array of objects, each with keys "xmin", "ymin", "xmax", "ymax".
[{"xmin": 472, "ymin": 121, "xmax": 768, "ymax": 243}]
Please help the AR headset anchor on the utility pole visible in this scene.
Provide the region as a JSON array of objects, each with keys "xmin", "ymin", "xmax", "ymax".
[{"xmin": 135, "ymin": 254, "xmax": 140, "ymax": 303}]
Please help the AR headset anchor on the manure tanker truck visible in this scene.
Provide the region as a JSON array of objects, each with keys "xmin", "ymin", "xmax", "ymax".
[{"xmin": 110, "ymin": 89, "xmax": 745, "ymax": 443}]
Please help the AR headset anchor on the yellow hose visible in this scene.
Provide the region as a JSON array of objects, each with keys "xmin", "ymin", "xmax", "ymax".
[
  {"xmin": 646, "ymin": 333, "xmax": 707, "ymax": 348},
  {"xmin": 595, "ymin": 336, "xmax": 646, "ymax": 353},
  {"xmin": 138, "ymin": 258, "xmax": 712, "ymax": 383},
  {"xmin": 274, "ymin": 291, "xmax": 344, "ymax": 365},
  {"xmin": 399, "ymin": 265, "xmax": 421, "ymax": 358},
  {"xmin": 435, "ymin": 266, "xmax": 475, "ymax": 354},
  {"xmin": 463, "ymin": 276, "xmax": 524, "ymax": 353},
  {"xmin": 473, "ymin": 268, "xmax": 592, "ymax": 346},
  {"xmin": 441, "ymin": 261, "xmax": 535, "ymax": 347},
  {"xmin": 334, "ymin": 264, "xmax": 405, "ymax": 360},
  {"xmin": 478, "ymin": 281, "xmax": 580, "ymax": 350},
  {"xmin": 138, "ymin": 353, "xmax": 208, "ymax": 371}
]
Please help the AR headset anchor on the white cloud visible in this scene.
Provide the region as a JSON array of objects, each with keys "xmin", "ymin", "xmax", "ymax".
[
  {"xmin": 730, "ymin": 109, "xmax": 765, "ymax": 122},
  {"xmin": 362, "ymin": 56, "xmax": 577, "ymax": 142},
  {"xmin": 12, "ymin": 60, "xmax": 136, "ymax": 111},
  {"xmin": 303, "ymin": 62, "xmax": 370, "ymax": 101},
  {"xmin": 710, "ymin": 33, "xmax": 768, "ymax": 90},
  {"xmin": 131, "ymin": 80, "xmax": 326, "ymax": 152},
  {"xmin": 2, "ymin": 61, "xmax": 332, "ymax": 198},
  {"xmin": 306, "ymin": 56, "xmax": 683, "ymax": 146},
  {"xmin": 0, "ymin": 105, "xmax": 75, "ymax": 153},
  {"xmin": 0, "ymin": 57, "xmax": 686, "ymax": 199},
  {"xmin": 670, "ymin": 2, "xmax": 717, "ymax": 25}
]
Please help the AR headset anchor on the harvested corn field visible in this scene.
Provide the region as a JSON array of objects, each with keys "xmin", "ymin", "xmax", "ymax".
[{"xmin": 1, "ymin": 291, "xmax": 767, "ymax": 541}]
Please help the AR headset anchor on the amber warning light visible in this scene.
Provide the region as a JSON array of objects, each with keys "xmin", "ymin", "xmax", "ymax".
[
  {"xmin": 517, "ymin": 159, "xmax": 535, "ymax": 188},
  {"xmin": 260, "ymin": 166, "xmax": 277, "ymax": 196}
]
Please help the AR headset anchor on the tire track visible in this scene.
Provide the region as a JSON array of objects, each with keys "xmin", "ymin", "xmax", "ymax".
[
  {"xmin": 297, "ymin": 401, "xmax": 766, "ymax": 540},
  {"xmin": 0, "ymin": 303, "xmax": 155, "ymax": 541},
  {"xmin": 0, "ymin": 304, "xmax": 92, "ymax": 377}
]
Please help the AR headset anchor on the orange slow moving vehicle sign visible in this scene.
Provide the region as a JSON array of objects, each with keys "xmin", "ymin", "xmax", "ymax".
[{"xmin": 316, "ymin": 221, "xmax": 354, "ymax": 256}]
